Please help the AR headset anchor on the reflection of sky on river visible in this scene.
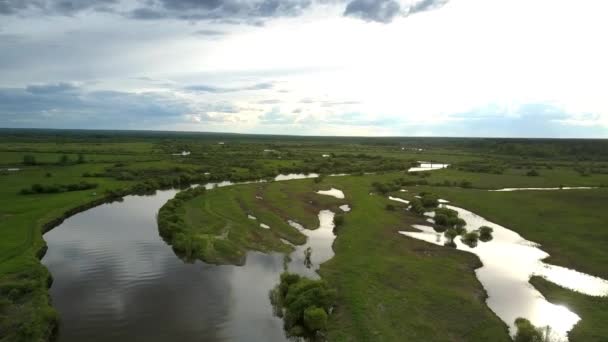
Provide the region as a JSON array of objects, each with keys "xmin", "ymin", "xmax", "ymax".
[
  {"xmin": 43, "ymin": 189, "xmax": 286, "ymax": 342},
  {"xmin": 400, "ymin": 203, "xmax": 608, "ymax": 341}
]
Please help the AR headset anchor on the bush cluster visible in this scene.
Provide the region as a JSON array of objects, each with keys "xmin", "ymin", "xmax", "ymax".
[
  {"xmin": 20, "ymin": 182, "xmax": 98, "ymax": 195},
  {"xmin": 269, "ymin": 273, "xmax": 336, "ymax": 339}
]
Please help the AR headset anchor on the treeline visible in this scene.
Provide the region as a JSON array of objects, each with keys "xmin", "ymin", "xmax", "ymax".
[
  {"xmin": 371, "ymin": 177, "xmax": 473, "ymax": 195},
  {"xmin": 20, "ymin": 182, "xmax": 97, "ymax": 195},
  {"xmin": 22, "ymin": 154, "xmax": 86, "ymax": 165}
]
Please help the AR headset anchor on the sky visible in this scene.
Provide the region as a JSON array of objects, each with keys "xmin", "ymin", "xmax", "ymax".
[{"xmin": 0, "ymin": 0, "xmax": 607, "ymax": 137}]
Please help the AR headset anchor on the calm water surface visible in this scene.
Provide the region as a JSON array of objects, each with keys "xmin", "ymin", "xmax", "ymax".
[
  {"xmin": 43, "ymin": 189, "xmax": 289, "ymax": 342},
  {"xmin": 399, "ymin": 203, "xmax": 608, "ymax": 341},
  {"xmin": 43, "ymin": 182, "xmax": 340, "ymax": 342}
]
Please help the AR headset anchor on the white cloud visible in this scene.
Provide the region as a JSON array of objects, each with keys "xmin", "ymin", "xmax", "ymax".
[{"xmin": 0, "ymin": 0, "xmax": 607, "ymax": 136}]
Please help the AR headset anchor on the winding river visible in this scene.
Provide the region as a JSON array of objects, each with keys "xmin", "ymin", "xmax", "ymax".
[{"xmin": 42, "ymin": 177, "xmax": 338, "ymax": 342}]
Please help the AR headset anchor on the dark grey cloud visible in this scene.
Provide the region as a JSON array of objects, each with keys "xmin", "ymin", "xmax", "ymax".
[
  {"xmin": 26, "ymin": 82, "xmax": 79, "ymax": 94},
  {"xmin": 344, "ymin": 0, "xmax": 450, "ymax": 23},
  {"xmin": 127, "ymin": 0, "xmax": 313, "ymax": 23},
  {"xmin": 409, "ymin": 0, "xmax": 449, "ymax": 13},
  {"xmin": 344, "ymin": 0, "xmax": 401, "ymax": 23},
  {"xmin": 0, "ymin": 0, "xmax": 118, "ymax": 15},
  {"xmin": 129, "ymin": 7, "xmax": 166, "ymax": 20},
  {"xmin": 185, "ymin": 82, "xmax": 273, "ymax": 93},
  {"xmin": 2, "ymin": 0, "xmax": 449, "ymax": 24},
  {"xmin": 0, "ymin": 83, "xmax": 189, "ymax": 128},
  {"xmin": 192, "ymin": 29, "xmax": 226, "ymax": 36}
]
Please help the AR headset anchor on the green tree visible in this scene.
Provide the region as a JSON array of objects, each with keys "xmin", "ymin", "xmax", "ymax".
[
  {"xmin": 23, "ymin": 155, "xmax": 36, "ymax": 165},
  {"xmin": 434, "ymin": 213, "xmax": 448, "ymax": 226},
  {"xmin": 77, "ymin": 153, "xmax": 86, "ymax": 164},
  {"xmin": 514, "ymin": 318, "xmax": 544, "ymax": 342},
  {"xmin": 303, "ymin": 306, "xmax": 328, "ymax": 331},
  {"xmin": 58, "ymin": 154, "xmax": 70, "ymax": 165}
]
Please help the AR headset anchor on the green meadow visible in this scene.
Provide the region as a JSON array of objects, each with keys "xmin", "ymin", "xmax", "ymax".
[{"xmin": 1, "ymin": 129, "xmax": 607, "ymax": 341}]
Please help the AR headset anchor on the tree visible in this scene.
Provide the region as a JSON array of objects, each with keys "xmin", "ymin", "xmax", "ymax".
[
  {"xmin": 58, "ymin": 154, "xmax": 70, "ymax": 165},
  {"xmin": 443, "ymin": 228, "xmax": 459, "ymax": 248},
  {"xmin": 434, "ymin": 214, "xmax": 448, "ymax": 226},
  {"xmin": 77, "ymin": 153, "xmax": 86, "ymax": 164},
  {"xmin": 385, "ymin": 204, "xmax": 396, "ymax": 211},
  {"xmin": 23, "ymin": 155, "xmax": 36, "ymax": 165},
  {"xmin": 514, "ymin": 318, "xmax": 544, "ymax": 342},
  {"xmin": 303, "ymin": 306, "xmax": 328, "ymax": 331}
]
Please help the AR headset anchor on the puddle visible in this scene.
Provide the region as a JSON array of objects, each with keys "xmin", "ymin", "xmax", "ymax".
[
  {"xmin": 490, "ymin": 187, "xmax": 596, "ymax": 192},
  {"xmin": 408, "ymin": 161, "xmax": 449, "ymax": 172},
  {"xmin": 287, "ymin": 210, "xmax": 336, "ymax": 279},
  {"xmin": 339, "ymin": 204, "xmax": 351, "ymax": 212},
  {"xmin": 316, "ymin": 188, "xmax": 345, "ymax": 199},
  {"xmin": 398, "ymin": 203, "xmax": 608, "ymax": 341},
  {"xmin": 287, "ymin": 220, "xmax": 305, "ymax": 231},
  {"xmin": 274, "ymin": 173, "xmax": 319, "ymax": 181},
  {"xmin": 388, "ymin": 196, "xmax": 410, "ymax": 204}
]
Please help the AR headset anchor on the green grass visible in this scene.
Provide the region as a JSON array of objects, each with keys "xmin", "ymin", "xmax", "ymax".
[
  {"xmin": 409, "ymin": 186, "xmax": 608, "ymax": 279},
  {"xmin": 1, "ymin": 135, "xmax": 608, "ymax": 342},
  {"xmin": 530, "ymin": 277, "xmax": 608, "ymax": 342},
  {"xmin": 0, "ymin": 163, "xmax": 133, "ymax": 342},
  {"xmin": 167, "ymin": 174, "xmax": 511, "ymax": 341}
]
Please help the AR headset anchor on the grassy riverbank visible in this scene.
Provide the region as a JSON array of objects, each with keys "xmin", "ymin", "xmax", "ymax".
[
  {"xmin": 406, "ymin": 187, "xmax": 608, "ymax": 279},
  {"xmin": 168, "ymin": 174, "xmax": 512, "ymax": 340},
  {"xmin": 530, "ymin": 277, "xmax": 608, "ymax": 341},
  {"xmin": 2, "ymin": 130, "xmax": 608, "ymax": 341}
]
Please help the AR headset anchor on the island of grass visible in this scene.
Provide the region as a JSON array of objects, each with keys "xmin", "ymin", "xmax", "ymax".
[
  {"xmin": 156, "ymin": 174, "xmax": 512, "ymax": 340},
  {"xmin": 156, "ymin": 179, "xmax": 347, "ymax": 265}
]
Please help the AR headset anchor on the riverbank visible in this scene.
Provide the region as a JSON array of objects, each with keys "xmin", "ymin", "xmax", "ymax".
[{"xmin": 166, "ymin": 174, "xmax": 512, "ymax": 340}]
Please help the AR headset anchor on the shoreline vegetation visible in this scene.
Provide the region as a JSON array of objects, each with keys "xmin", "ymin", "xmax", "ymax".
[{"xmin": 1, "ymin": 130, "xmax": 608, "ymax": 341}]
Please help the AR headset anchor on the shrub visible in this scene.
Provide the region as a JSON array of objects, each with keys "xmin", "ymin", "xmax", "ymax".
[
  {"xmin": 58, "ymin": 154, "xmax": 70, "ymax": 165},
  {"xmin": 334, "ymin": 214, "xmax": 345, "ymax": 227},
  {"xmin": 460, "ymin": 180, "xmax": 473, "ymax": 188},
  {"xmin": 385, "ymin": 204, "xmax": 396, "ymax": 211},
  {"xmin": 23, "ymin": 155, "xmax": 36, "ymax": 165},
  {"xmin": 19, "ymin": 182, "xmax": 98, "ymax": 195},
  {"xmin": 462, "ymin": 231, "xmax": 479, "ymax": 248},
  {"xmin": 479, "ymin": 226, "xmax": 494, "ymax": 242},
  {"xmin": 435, "ymin": 207, "xmax": 458, "ymax": 218},
  {"xmin": 409, "ymin": 199, "xmax": 426, "ymax": 215},
  {"xmin": 270, "ymin": 273, "xmax": 336, "ymax": 339},
  {"xmin": 526, "ymin": 169, "xmax": 540, "ymax": 177}
]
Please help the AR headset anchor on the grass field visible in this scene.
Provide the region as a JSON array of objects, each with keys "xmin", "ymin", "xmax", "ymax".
[
  {"xmin": 530, "ymin": 277, "xmax": 608, "ymax": 341},
  {"xmin": 166, "ymin": 174, "xmax": 511, "ymax": 341},
  {"xmin": 1, "ymin": 131, "xmax": 608, "ymax": 342},
  {"xmin": 404, "ymin": 186, "xmax": 608, "ymax": 279}
]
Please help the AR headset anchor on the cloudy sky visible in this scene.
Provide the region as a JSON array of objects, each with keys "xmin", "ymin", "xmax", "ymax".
[{"xmin": 1, "ymin": 0, "xmax": 607, "ymax": 137}]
